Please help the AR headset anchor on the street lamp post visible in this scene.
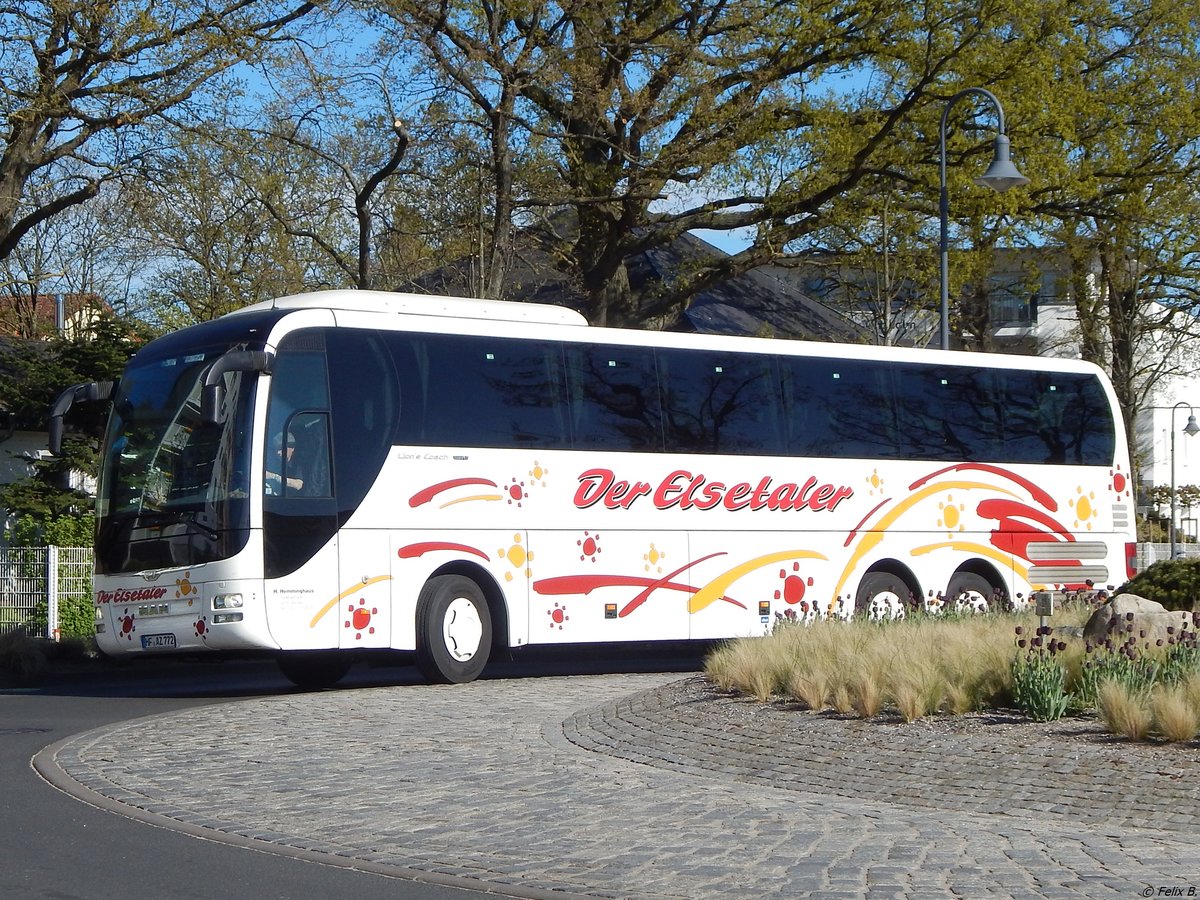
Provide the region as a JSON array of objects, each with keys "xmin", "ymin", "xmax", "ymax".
[
  {"xmin": 938, "ymin": 88, "xmax": 1030, "ymax": 351},
  {"xmin": 1170, "ymin": 402, "xmax": 1199, "ymax": 558}
]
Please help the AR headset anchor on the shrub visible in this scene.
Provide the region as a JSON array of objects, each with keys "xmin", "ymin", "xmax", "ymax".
[
  {"xmin": 0, "ymin": 628, "xmax": 47, "ymax": 685},
  {"xmin": 1114, "ymin": 558, "xmax": 1200, "ymax": 611}
]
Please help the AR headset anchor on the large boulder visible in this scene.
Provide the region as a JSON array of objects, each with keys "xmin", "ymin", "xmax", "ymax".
[{"xmin": 1082, "ymin": 593, "xmax": 1194, "ymax": 647}]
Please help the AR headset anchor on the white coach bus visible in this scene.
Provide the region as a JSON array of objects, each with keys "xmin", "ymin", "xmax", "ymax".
[{"xmin": 52, "ymin": 290, "xmax": 1136, "ymax": 686}]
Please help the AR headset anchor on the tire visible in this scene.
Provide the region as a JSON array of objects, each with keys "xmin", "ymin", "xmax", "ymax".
[
  {"xmin": 277, "ymin": 651, "xmax": 352, "ymax": 689},
  {"xmin": 945, "ymin": 571, "xmax": 996, "ymax": 613},
  {"xmin": 415, "ymin": 575, "xmax": 493, "ymax": 684},
  {"xmin": 854, "ymin": 572, "xmax": 908, "ymax": 621}
]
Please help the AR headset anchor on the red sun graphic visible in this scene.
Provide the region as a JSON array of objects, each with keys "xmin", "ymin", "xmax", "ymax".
[
  {"xmin": 117, "ymin": 610, "xmax": 135, "ymax": 640},
  {"xmin": 547, "ymin": 603, "xmax": 568, "ymax": 630},
  {"xmin": 1110, "ymin": 467, "xmax": 1130, "ymax": 497},
  {"xmin": 577, "ymin": 531, "xmax": 601, "ymax": 562},
  {"xmin": 774, "ymin": 562, "xmax": 813, "ymax": 605},
  {"xmin": 346, "ymin": 598, "xmax": 378, "ymax": 639},
  {"xmin": 194, "ymin": 617, "xmax": 208, "ymax": 640},
  {"xmin": 507, "ymin": 478, "xmax": 526, "ymax": 505}
]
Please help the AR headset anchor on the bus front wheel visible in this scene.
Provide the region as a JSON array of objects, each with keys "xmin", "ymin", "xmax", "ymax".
[{"xmin": 415, "ymin": 575, "xmax": 493, "ymax": 684}]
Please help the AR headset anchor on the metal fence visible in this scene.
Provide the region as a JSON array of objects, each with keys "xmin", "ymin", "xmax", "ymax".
[{"xmin": 0, "ymin": 546, "xmax": 93, "ymax": 640}]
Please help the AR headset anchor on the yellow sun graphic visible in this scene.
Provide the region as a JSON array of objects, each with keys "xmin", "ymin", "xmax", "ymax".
[
  {"xmin": 937, "ymin": 495, "xmax": 966, "ymax": 535},
  {"xmin": 1069, "ymin": 486, "xmax": 1098, "ymax": 530},
  {"xmin": 866, "ymin": 468, "xmax": 885, "ymax": 496},
  {"xmin": 175, "ymin": 571, "xmax": 196, "ymax": 604},
  {"xmin": 643, "ymin": 542, "xmax": 665, "ymax": 573},
  {"xmin": 497, "ymin": 533, "xmax": 534, "ymax": 581}
]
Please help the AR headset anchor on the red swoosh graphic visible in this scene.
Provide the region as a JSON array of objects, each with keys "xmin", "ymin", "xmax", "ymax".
[
  {"xmin": 397, "ymin": 542, "xmax": 491, "ymax": 561},
  {"xmin": 909, "ymin": 463, "xmax": 1056, "ymax": 510},
  {"xmin": 533, "ymin": 571, "xmax": 745, "ymax": 615},
  {"xmin": 409, "ymin": 478, "xmax": 498, "ymax": 508}
]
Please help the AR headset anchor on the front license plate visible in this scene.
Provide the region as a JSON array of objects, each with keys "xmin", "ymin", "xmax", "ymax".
[{"xmin": 141, "ymin": 633, "xmax": 177, "ymax": 650}]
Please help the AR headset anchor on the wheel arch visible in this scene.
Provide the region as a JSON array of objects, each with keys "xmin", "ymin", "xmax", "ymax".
[
  {"xmin": 427, "ymin": 560, "xmax": 511, "ymax": 650},
  {"xmin": 861, "ymin": 559, "xmax": 922, "ymax": 602},
  {"xmin": 948, "ymin": 558, "xmax": 1010, "ymax": 603}
]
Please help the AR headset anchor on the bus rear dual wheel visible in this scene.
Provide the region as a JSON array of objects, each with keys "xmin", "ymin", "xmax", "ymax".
[
  {"xmin": 855, "ymin": 571, "xmax": 998, "ymax": 617},
  {"xmin": 415, "ymin": 574, "xmax": 493, "ymax": 684}
]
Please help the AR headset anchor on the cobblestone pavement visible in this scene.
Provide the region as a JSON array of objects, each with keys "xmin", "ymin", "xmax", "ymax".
[{"xmin": 39, "ymin": 673, "xmax": 1200, "ymax": 899}]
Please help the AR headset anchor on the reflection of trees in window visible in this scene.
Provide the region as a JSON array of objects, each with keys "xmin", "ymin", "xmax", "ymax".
[
  {"xmin": 419, "ymin": 335, "xmax": 567, "ymax": 448},
  {"xmin": 1002, "ymin": 373, "xmax": 1113, "ymax": 465},
  {"xmin": 659, "ymin": 350, "xmax": 783, "ymax": 454},
  {"xmin": 893, "ymin": 366, "xmax": 1004, "ymax": 462},
  {"xmin": 565, "ymin": 345, "xmax": 662, "ymax": 451},
  {"xmin": 784, "ymin": 359, "xmax": 898, "ymax": 458}
]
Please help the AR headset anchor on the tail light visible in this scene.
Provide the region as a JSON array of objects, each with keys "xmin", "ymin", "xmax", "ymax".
[{"xmin": 1125, "ymin": 541, "xmax": 1137, "ymax": 579}]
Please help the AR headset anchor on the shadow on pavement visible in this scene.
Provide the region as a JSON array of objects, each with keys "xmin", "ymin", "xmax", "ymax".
[{"xmin": 2, "ymin": 638, "xmax": 711, "ymax": 700}]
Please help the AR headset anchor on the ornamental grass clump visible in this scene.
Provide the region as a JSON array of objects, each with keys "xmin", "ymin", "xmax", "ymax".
[
  {"xmin": 1097, "ymin": 679, "xmax": 1153, "ymax": 741},
  {"xmin": 1150, "ymin": 679, "xmax": 1200, "ymax": 743},
  {"xmin": 1011, "ymin": 625, "xmax": 1070, "ymax": 722},
  {"xmin": 704, "ymin": 609, "xmax": 1024, "ymax": 720}
]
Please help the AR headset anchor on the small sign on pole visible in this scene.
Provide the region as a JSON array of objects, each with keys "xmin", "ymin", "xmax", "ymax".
[{"xmin": 1034, "ymin": 590, "xmax": 1054, "ymax": 632}]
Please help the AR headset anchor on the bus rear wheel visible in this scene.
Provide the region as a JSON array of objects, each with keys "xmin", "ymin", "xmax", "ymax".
[
  {"xmin": 277, "ymin": 651, "xmax": 351, "ymax": 689},
  {"xmin": 855, "ymin": 572, "xmax": 909, "ymax": 621},
  {"xmin": 415, "ymin": 575, "xmax": 493, "ymax": 684},
  {"xmin": 945, "ymin": 571, "xmax": 995, "ymax": 613}
]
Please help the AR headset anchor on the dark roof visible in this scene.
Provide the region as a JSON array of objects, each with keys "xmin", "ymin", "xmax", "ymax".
[{"xmin": 411, "ymin": 229, "xmax": 865, "ymax": 343}]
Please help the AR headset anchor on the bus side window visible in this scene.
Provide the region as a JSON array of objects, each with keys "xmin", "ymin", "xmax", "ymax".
[
  {"xmin": 1005, "ymin": 373, "xmax": 1115, "ymax": 466},
  {"xmin": 565, "ymin": 344, "xmax": 663, "ymax": 451},
  {"xmin": 284, "ymin": 411, "xmax": 332, "ymax": 498},
  {"xmin": 784, "ymin": 358, "xmax": 898, "ymax": 459},
  {"xmin": 893, "ymin": 365, "xmax": 1003, "ymax": 462},
  {"xmin": 658, "ymin": 349, "xmax": 784, "ymax": 455},
  {"xmin": 418, "ymin": 334, "xmax": 568, "ymax": 449},
  {"xmin": 1004, "ymin": 374, "xmax": 1067, "ymax": 463}
]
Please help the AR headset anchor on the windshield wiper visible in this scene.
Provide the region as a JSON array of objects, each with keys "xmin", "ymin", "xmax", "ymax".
[{"xmin": 133, "ymin": 510, "xmax": 222, "ymax": 542}]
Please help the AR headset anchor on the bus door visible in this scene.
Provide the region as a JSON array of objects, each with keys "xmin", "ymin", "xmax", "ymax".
[{"xmin": 262, "ymin": 331, "xmax": 342, "ymax": 649}]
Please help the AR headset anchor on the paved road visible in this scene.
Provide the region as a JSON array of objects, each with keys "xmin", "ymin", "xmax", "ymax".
[
  {"xmin": 2, "ymin": 660, "xmax": 499, "ymax": 900},
  {"xmin": 35, "ymin": 670, "xmax": 1200, "ymax": 899}
]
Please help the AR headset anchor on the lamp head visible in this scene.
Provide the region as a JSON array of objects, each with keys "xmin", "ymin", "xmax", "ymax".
[
  {"xmin": 973, "ymin": 133, "xmax": 1030, "ymax": 193},
  {"xmin": 1185, "ymin": 414, "xmax": 1199, "ymax": 437}
]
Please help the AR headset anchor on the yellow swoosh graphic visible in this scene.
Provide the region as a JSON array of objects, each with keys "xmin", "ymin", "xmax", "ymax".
[
  {"xmin": 440, "ymin": 494, "xmax": 503, "ymax": 508},
  {"xmin": 688, "ymin": 550, "xmax": 828, "ymax": 614},
  {"xmin": 309, "ymin": 575, "xmax": 394, "ymax": 628},
  {"xmin": 829, "ymin": 479, "xmax": 1020, "ymax": 610},
  {"xmin": 911, "ymin": 540, "xmax": 1031, "ymax": 583}
]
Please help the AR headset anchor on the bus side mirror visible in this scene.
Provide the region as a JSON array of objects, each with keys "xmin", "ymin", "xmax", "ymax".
[
  {"xmin": 202, "ymin": 350, "xmax": 274, "ymax": 423},
  {"xmin": 48, "ymin": 381, "xmax": 114, "ymax": 456}
]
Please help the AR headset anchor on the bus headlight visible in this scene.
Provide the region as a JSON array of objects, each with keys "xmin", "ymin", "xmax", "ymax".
[
  {"xmin": 212, "ymin": 613, "xmax": 243, "ymax": 624},
  {"xmin": 212, "ymin": 593, "xmax": 244, "ymax": 610}
]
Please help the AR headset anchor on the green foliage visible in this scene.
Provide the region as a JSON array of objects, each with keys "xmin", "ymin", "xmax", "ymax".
[
  {"xmin": 1074, "ymin": 645, "xmax": 1160, "ymax": 711},
  {"xmin": 0, "ymin": 312, "xmax": 143, "ymax": 524},
  {"xmin": 1115, "ymin": 559, "xmax": 1200, "ymax": 612},
  {"xmin": 5, "ymin": 513, "xmax": 93, "ymax": 547},
  {"xmin": 1011, "ymin": 626, "xmax": 1071, "ymax": 721}
]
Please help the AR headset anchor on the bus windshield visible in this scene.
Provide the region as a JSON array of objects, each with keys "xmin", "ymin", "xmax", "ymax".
[{"xmin": 95, "ymin": 344, "xmax": 256, "ymax": 575}]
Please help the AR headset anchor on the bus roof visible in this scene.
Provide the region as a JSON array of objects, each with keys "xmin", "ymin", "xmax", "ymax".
[
  {"xmin": 234, "ymin": 290, "xmax": 589, "ymax": 327},
  {"xmin": 226, "ymin": 289, "xmax": 1108, "ymax": 385}
]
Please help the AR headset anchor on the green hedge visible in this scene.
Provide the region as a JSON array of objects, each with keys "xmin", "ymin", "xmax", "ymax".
[{"xmin": 1115, "ymin": 558, "xmax": 1200, "ymax": 611}]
